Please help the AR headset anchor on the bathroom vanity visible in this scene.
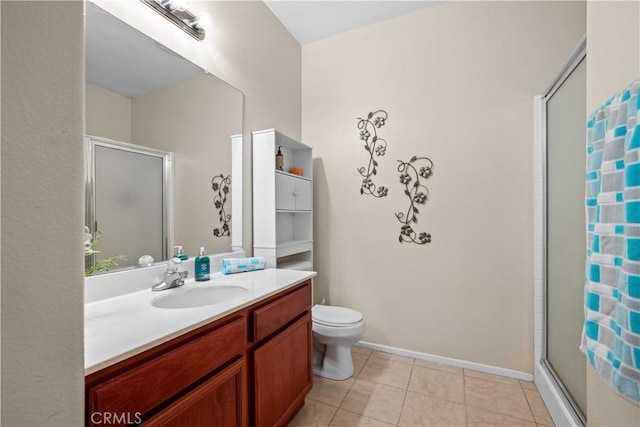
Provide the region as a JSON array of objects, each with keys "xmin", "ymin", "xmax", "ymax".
[{"xmin": 84, "ymin": 269, "xmax": 315, "ymax": 426}]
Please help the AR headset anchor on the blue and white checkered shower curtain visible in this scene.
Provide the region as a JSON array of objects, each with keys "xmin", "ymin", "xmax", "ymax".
[{"xmin": 581, "ymin": 79, "xmax": 640, "ymax": 405}]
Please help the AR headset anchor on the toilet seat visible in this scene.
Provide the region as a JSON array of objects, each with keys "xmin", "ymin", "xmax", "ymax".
[{"xmin": 312, "ymin": 305, "xmax": 363, "ymax": 327}]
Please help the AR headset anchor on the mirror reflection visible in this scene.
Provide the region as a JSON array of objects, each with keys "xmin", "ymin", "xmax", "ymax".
[{"xmin": 85, "ymin": 2, "xmax": 242, "ymax": 273}]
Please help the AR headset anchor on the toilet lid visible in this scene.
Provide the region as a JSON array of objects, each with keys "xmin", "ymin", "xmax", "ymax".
[{"xmin": 312, "ymin": 305, "xmax": 363, "ymax": 327}]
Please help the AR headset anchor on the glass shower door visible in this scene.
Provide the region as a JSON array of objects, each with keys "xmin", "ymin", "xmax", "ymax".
[
  {"xmin": 88, "ymin": 138, "xmax": 169, "ymax": 270},
  {"xmin": 545, "ymin": 55, "xmax": 587, "ymax": 419}
]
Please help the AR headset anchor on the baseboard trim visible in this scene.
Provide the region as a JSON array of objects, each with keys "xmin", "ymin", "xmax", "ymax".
[{"xmin": 356, "ymin": 341, "xmax": 534, "ymax": 382}]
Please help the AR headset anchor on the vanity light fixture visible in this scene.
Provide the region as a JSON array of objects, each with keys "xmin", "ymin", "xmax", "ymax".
[{"xmin": 140, "ymin": 0, "xmax": 205, "ymax": 41}]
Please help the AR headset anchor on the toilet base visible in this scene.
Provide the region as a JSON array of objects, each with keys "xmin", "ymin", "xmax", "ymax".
[{"xmin": 313, "ymin": 341, "xmax": 354, "ymax": 381}]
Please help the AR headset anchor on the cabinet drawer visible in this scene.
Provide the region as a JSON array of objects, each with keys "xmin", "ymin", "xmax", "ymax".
[
  {"xmin": 88, "ymin": 317, "xmax": 245, "ymax": 426},
  {"xmin": 145, "ymin": 358, "xmax": 247, "ymax": 427},
  {"xmin": 252, "ymin": 282, "xmax": 311, "ymax": 342}
]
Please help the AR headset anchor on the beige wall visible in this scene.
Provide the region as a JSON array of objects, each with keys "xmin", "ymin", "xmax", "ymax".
[
  {"xmin": 302, "ymin": 1, "xmax": 585, "ymax": 373},
  {"xmin": 586, "ymin": 2, "xmax": 640, "ymax": 425},
  {"xmin": 1, "ymin": 2, "xmax": 86, "ymax": 425},
  {"xmin": 1, "ymin": 1, "xmax": 300, "ymax": 425},
  {"xmin": 86, "ymin": 83, "xmax": 132, "ymax": 142},
  {"xmin": 132, "ymin": 75, "xmax": 241, "ymax": 257}
]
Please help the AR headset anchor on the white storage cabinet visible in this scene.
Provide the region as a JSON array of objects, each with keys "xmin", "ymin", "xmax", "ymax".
[{"xmin": 252, "ymin": 129, "xmax": 313, "ymax": 269}]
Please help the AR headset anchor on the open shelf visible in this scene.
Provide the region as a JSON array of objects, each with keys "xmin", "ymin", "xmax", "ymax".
[
  {"xmin": 275, "ymin": 170, "xmax": 311, "ymax": 181},
  {"xmin": 275, "ymin": 240, "xmax": 313, "ymax": 258}
]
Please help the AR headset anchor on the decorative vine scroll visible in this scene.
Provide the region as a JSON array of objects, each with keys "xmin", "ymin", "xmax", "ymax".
[
  {"xmin": 356, "ymin": 110, "xmax": 389, "ymax": 198},
  {"xmin": 396, "ymin": 156, "xmax": 434, "ymax": 244},
  {"xmin": 211, "ymin": 174, "xmax": 231, "ymax": 237}
]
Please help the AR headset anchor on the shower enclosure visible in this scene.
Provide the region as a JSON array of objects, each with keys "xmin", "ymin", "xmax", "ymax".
[
  {"xmin": 534, "ymin": 38, "xmax": 587, "ymax": 426},
  {"xmin": 85, "ymin": 136, "xmax": 172, "ymax": 271}
]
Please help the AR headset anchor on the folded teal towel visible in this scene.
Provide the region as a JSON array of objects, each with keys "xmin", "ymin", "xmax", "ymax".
[{"xmin": 220, "ymin": 257, "xmax": 266, "ymax": 275}]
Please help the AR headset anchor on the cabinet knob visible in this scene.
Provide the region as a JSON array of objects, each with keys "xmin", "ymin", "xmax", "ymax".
[{"xmin": 293, "ymin": 191, "xmax": 299, "ymax": 197}]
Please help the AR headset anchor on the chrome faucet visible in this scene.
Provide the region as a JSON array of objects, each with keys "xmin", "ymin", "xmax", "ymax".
[{"xmin": 152, "ymin": 258, "xmax": 188, "ymax": 292}]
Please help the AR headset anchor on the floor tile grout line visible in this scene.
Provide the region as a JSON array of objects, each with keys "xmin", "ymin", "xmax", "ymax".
[
  {"xmin": 354, "ymin": 375, "xmax": 413, "ymax": 393},
  {"xmin": 400, "ymin": 377, "xmax": 467, "ymax": 406},
  {"xmin": 335, "ymin": 369, "xmax": 359, "ymax": 409},
  {"xmin": 346, "ymin": 351, "xmax": 406, "ymax": 426},
  {"xmin": 359, "ymin": 352, "xmax": 419, "ymax": 392},
  {"xmin": 462, "ymin": 368, "xmax": 470, "ymax": 426},
  {"xmin": 321, "ymin": 350, "xmax": 372, "ymax": 425},
  {"xmin": 463, "ymin": 370, "xmax": 522, "ymax": 387},
  {"xmin": 464, "ymin": 374, "xmax": 533, "ymax": 402},
  {"xmin": 402, "ymin": 387, "xmax": 470, "ymax": 407},
  {"xmin": 521, "ymin": 387, "xmax": 555, "ymax": 426},
  {"xmin": 464, "ymin": 404, "xmax": 471, "ymax": 427},
  {"xmin": 305, "ymin": 352, "xmax": 366, "ymax": 410},
  {"xmin": 353, "ymin": 350, "xmax": 372, "ymax": 379},
  {"xmin": 464, "ymin": 372, "xmax": 538, "ymax": 424},
  {"xmin": 325, "ymin": 403, "xmax": 339, "ymax": 427},
  {"xmin": 462, "ymin": 367, "xmax": 467, "ymax": 406},
  {"xmin": 335, "ymin": 407, "xmax": 397, "ymax": 426},
  {"xmin": 519, "ymin": 378, "xmax": 538, "ymax": 424},
  {"xmin": 396, "ymin": 363, "xmax": 415, "ymax": 426},
  {"xmin": 465, "ymin": 402, "xmax": 539, "ymax": 424}
]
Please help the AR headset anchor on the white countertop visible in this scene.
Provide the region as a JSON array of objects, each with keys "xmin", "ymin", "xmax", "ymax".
[{"xmin": 84, "ymin": 268, "xmax": 316, "ymax": 375}]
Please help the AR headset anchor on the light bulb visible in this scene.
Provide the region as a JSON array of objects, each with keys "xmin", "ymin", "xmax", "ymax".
[
  {"xmin": 195, "ymin": 12, "xmax": 212, "ymax": 29},
  {"xmin": 169, "ymin": 0, "xmax": 188, "ymax": 11}
]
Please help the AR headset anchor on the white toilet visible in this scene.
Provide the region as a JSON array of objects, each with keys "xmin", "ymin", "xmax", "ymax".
[{"xmin": 312, "ymin": 304, "xmax": 365, "ymax": 381}]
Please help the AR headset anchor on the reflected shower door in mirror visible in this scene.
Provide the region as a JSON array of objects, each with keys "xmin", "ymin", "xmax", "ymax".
[
  {"xmin": 85, "ymin": 1, "xmax": 242, "ymax": 273},
  {"xmin": 87, "ymin": 137, "xmax": 171, "ymax": 269}
]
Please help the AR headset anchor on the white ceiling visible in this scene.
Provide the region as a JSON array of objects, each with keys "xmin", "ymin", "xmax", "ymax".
[{"xmin": 264, "ymin": 1, "xmax": 443, "ymax": 45}]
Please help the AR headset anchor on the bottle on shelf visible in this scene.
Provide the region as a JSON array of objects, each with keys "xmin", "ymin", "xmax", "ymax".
[{"xmin": 276, "ymin": 146, "xmax": 284, "ymax": 171}]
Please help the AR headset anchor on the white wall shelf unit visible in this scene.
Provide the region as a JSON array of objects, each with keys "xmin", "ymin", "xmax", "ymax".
[{"xmin": 253, "ymin": 129, "xmax": 313, "ymax": 270}]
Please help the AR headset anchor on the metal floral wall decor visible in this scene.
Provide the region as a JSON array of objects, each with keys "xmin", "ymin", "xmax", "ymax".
[
  {"xmin": 356, "ymin": 110, "xmax": 389, "ymax": 198},
  {"xmin": 396, "ymin": 156, "xmax": 434, "ymax": 244},
  {"xmin": 211, "ymin": 174, "xmax": 231, "ymax": 237}
]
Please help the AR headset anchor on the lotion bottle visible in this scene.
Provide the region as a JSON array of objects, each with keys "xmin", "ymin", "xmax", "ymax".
[
  {"xmin": 276, "ymin": 146, "xmax": 284, "ymax": 171},
  {"xmin": 195, "ymin": 247, "xmax": 210, "ymax": 281}
]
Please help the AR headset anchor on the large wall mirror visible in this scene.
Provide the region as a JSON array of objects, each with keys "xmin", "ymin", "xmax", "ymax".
[{"xmin": 85, "ymin": 2, "xmax": 243, "ymax": 273}]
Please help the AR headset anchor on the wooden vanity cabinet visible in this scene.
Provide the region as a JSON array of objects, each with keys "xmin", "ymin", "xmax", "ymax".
[
  {"xmin": 85, "ymin": 279, "xmax": 312, "ymax": 427},
  {"xmin": 250, "ymin": 282, "xmax": 313, "ymax": 427},
  {"xmin": 85, "ymin": 315, "xmax": 247, "ymax": 427}
]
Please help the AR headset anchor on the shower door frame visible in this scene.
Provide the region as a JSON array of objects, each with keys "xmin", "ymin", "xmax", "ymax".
[
  {"xmin": 85, "ymin": 135, "xmax": 174, "ymax": 270},
  {"xmin": 533, "ymin": 36, "xmax": 586, "ymax": 427}
]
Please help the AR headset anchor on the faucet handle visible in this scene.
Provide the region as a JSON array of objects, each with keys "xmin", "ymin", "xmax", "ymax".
[{"xmin": 167, "ymin": 257, "xmax": 183, "ymax": 273}]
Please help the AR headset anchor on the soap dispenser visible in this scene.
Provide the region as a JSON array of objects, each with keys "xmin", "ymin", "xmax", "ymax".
[
  {"xmin": 195, "ymin": 247, "xmax": 210, "ymax": 281},
  {"xmin": 174, "ymin": 246, "xmax": 188, "ymax": 261}
]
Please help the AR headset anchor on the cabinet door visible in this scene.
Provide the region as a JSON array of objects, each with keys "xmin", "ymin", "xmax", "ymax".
[
  {"xmin": 294, "ymin": 179, "xmax": 312, "ymax": 211},
  {"xmin": 253, "ymin": 314, "xmax": 312, "ymax": 427},
  {"xmin": 145, "ymin": 359, "xmax": 247, "ymax": 427},
  {"xmin": 275, "ymin": 173, "xmax": 296, "ymax": 211}
]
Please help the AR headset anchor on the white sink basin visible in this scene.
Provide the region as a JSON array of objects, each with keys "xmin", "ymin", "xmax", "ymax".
[{"xmin": 151, "ymin": 284, "xmax": 250, "ymax": 309}]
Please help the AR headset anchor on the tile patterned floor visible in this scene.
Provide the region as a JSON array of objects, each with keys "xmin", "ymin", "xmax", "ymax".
[{"xmin": 289, "ymin": 347, "xmax": 555, "ymax": 427}]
